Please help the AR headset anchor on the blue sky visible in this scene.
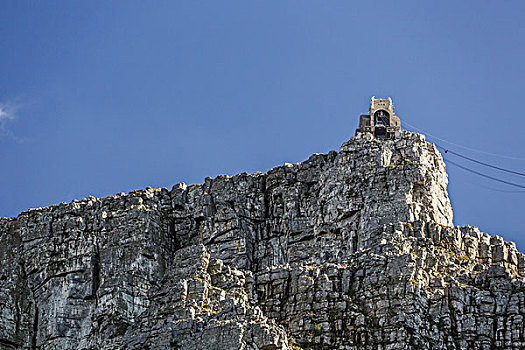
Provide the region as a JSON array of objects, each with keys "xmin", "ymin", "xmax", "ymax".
[{"xmin": 1, "ymin": 1, "xmax": 524, "ymax": 250}]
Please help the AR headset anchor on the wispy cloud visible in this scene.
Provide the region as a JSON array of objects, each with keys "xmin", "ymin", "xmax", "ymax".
[
  {"xmin": 0, "ymin": 104, "xmax": 16, "ymax": 121},
  {"xmin": 0, "ymin": 101, "xmax": 24, "ymax": 142}
]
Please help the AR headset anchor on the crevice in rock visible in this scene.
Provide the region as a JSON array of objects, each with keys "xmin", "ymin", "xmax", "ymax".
[
  {"xmin": 203, "ymin": 225, "xmax": 237, "ymax": 246},
  {"xmin": 491, "ymin": 294, "xmax": 498, "ymax": 350},
  {"xmin": 0, "ymin": 338, "xmax": 19, "ymax": 349},
  {"xmin": 31, "ymin": 305, "xmax": 38, "ymax": 350},
  {"xmin": 423, "ymin": 221, "xmax": 431, "ymax": 240},
  {"xmin": 34, "ymin": 269, "xmax": 86, "ymax": 292},
  {"xmin": 194, "ymin": 217, "xmax": 205, "ymax": 243},
  {"xmin": 168, "ymin": 219, "xmax": 182, "ymax": 252},
  {"xmin": 84, "ymin": 243, "xmax": 101, "ymax": 302},
  {"xmin": 226, "ymin": 200, "xmax": 235, "ymax": 211},
  {"xmin": 288, "ymin": 233, "xmax": 315, "ymax": 244},
  {"xmin": 352, "ymin": 231, "xmax": 359, "ymax": 254}
]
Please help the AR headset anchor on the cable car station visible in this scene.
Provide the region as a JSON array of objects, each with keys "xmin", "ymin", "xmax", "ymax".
[{"xmin": 357, "ymin": 97, "xmax": 401, "ymax": 138}]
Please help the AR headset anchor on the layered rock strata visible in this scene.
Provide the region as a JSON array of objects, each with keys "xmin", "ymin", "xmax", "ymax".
[{"xmin": 0, "ymin": 131, "xmax": 523, "ymax": 350}]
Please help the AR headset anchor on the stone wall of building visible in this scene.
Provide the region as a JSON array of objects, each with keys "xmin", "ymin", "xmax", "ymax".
[{"xmin": 0, "ymin": 131, "xmax": 523, "ymax": 349}]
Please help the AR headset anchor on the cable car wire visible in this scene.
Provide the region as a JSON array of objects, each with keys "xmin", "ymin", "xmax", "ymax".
[
  {"xmin": 443, "ymin": 158, "xmax": 525, "ymax": 189},
  {"xmin": 435, "ymin": 145, "xmax": 525, "ymax": 178},
  {"xmin": 398, "ymin": 118, "xmax": 525, "ymax": 191},
  {"xmin": 477, "ymin": 185, "xmax": 525, "ymax": 193},
  {"xmin": 402, "ymin": 120, "xmax": 525, "ymax": 161}
]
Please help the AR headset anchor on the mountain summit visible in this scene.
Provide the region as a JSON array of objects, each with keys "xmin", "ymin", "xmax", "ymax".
[{"xmin": 0, "ymin": 130, "xmax": 523, "ymax": 349}]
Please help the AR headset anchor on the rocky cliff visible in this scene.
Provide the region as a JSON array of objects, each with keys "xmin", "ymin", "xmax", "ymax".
[{"xmin": 0, "ymin": 131, "xmax": 524, "ymax": 350}]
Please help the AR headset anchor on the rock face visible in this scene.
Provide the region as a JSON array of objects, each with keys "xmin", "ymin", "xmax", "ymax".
[{"xmin": 0, "ymin": 130, "xmax": 524, "ymax": 350}]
